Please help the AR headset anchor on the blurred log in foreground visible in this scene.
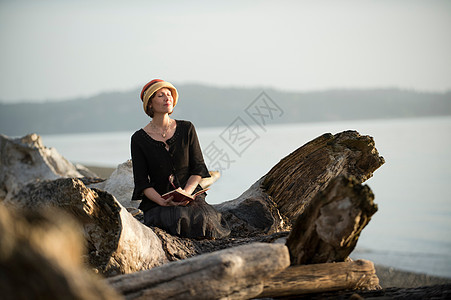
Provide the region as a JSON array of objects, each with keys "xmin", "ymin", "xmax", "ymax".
[{"xmin": 0, "ymin": 204, "xmax": 121, "ymax": 300}]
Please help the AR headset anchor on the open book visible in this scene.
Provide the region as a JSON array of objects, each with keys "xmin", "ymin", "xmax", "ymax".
[{"xmin": 161, "ymin": 188, "xmax": 209, "ymax": 203}]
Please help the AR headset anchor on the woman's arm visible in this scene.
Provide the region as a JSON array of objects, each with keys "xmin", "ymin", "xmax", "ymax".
[
  {"xmin": 187, "ymin": 123, "xmax": 210, "ymax": 179},
  {"xmin": 131, "ymin": 135, "xmax": 154, "ymax": 200},
  {"xmin": 183, "ymin": 175, "xmax": 202, "ymax": 195}
]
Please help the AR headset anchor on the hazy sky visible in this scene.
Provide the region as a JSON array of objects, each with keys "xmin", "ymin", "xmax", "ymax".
[{"xmin": 1, "ymin": 0, "xmax": 450, "ymax": 102}]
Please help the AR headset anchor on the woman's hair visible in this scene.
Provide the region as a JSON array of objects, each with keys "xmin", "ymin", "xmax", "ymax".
[{"xmin": 146, "ymin": 94, "xmax": 155, "ymax": 118}]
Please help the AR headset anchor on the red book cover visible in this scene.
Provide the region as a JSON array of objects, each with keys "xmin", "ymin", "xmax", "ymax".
[{"xmin": 161, "ymin": 188, "xmax": 209, "ymax": 202}]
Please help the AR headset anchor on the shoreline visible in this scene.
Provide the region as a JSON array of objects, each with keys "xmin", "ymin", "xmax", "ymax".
[
  {"xmin": 84, "ymin": 165, "xmax": 451, "ymax": 289},
  {"xmin": 84, "ymin": 164, "xmax": 116, "ymax": 179},
  {"xmin": 374, "ymin": 265, "xmax": 451, "ymax": 288}
]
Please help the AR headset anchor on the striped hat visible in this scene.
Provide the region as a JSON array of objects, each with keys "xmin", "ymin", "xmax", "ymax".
[{"xmin": 140, "ymin": 79, "xmax": 178, "ymax": 114}]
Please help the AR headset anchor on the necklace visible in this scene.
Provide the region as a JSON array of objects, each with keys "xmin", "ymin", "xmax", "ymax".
[{"xmin": 149, "ymin": 119, "xmax": 172, "ymax": 138}]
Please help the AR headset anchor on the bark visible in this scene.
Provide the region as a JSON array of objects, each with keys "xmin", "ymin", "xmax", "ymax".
[
  {"xmin": 107, "ymin": 242, "xmax": 290, "ymax": 300},
  {"xmin": 259, "ymin": 259, "xmax": 380, "ymax": 298},
  {"xmin": 262, "ymin": 130, "xmax": 384, "ymax": 223},
  {"xmin": 286, "ymin": 175, "xmax": 378, "ymax": 265},
  {"xmin": 214, "ymin": 178, "xmax": 291, "ymax": 238}
]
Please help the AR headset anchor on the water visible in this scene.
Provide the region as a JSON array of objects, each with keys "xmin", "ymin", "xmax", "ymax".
[{"xmin": 41, "ymin": 116, "xmax": 451, "ymax": 278}]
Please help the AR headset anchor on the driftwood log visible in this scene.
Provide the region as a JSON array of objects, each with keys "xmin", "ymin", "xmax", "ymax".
[
  {"xmin": 0, "ymin": 133, "xmax": 96, "ymax": 201},
  {"xmin": 1, "ymin": 130, "xmax": 384, "ymax": 298},
  {"xmin": 108, "ymin": 243, "xmax": 290, "ymax": 300},
  {"xmin": 106, "ymin": 249, "xmax": 379, "ymax": 300}
]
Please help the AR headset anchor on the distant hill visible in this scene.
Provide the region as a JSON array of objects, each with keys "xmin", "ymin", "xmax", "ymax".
[{"xmin": 1, "ymin": 84, "xmax": 450, "ymax": 136}]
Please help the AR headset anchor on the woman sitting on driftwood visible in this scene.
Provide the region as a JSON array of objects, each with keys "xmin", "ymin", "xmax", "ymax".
[{"xmin": 130, "ymin": 79, "xmax": 230, "ymax": 239}]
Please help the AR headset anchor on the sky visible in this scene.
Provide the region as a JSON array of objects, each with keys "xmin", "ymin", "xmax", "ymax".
[{"xmin": 0, "ymin": 0, "xmax": 450, "ymax": 103}]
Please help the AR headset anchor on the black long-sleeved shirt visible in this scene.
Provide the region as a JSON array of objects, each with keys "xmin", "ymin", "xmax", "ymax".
[{"xmin": 130, "ymin": 120, "xmax": 210, "ymax": 211}]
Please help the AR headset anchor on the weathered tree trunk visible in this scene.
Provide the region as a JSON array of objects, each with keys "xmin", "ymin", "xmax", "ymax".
[
  {"xmin": 215, "ymin": 130, "xmax": 384, "ymax": 239},
  {"xmin": 262, "ymin": 130, "xmax": 384, "ymax": 223},
  {"xmin": 259, "ymin": 259, "xmax": 380, "ymax": 298},
  {"xmin": 107, "ymin": 243, "xmax": 290, "ymax": 300}
]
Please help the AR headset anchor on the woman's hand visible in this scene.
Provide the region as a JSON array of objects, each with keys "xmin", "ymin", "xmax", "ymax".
[{"xmin": 143, "ymin": 187, "xmax": 189, "ymax": 207}]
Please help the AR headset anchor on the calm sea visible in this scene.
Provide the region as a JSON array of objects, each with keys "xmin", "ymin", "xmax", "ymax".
[{"xmin": 42, "ymin": 116, "xmax": 451, "ymax": 278}]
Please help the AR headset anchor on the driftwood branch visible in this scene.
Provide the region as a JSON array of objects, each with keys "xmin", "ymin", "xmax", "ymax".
[{"xmin": 259, "ymin": 259, "xmax": 380, "ymax": 298}]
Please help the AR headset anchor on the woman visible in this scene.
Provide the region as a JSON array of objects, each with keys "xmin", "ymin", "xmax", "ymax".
[{"xmin": 130, "ymin": 79, "xmax": 230, "ymax": 239}]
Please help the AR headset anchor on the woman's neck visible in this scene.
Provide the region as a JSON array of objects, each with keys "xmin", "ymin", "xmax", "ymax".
[{"xmin": 151, "ymin": 114, "xmax": 171, "ymax": 128}]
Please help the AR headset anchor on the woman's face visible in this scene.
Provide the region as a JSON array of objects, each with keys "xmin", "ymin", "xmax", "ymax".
[{"xmin": 150, "ymin": 87, "xmax": 174, "ymax": 115}]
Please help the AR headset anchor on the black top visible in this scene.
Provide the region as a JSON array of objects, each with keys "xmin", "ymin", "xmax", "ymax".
[{"xmin": 131, "ymin": 120, "xmax": 210, "ymax": 211}]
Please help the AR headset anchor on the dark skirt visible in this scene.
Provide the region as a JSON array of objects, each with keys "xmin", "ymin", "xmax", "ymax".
[{"xmin": 143, "ymin": 195, "xmax": 230, "ymax": 239}]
